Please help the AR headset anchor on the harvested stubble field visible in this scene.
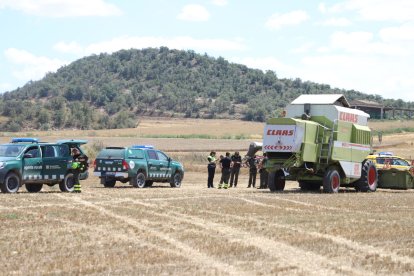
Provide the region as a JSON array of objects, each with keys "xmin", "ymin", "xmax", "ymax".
[{"xmin": 1, "ymin": 118, "xmax": 414, "ymax": 275}]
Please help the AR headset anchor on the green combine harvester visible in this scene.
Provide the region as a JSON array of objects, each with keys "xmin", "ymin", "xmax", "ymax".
[{"xmin": 263, "ymin": 94, "xmax": 378, "ymax": 193}]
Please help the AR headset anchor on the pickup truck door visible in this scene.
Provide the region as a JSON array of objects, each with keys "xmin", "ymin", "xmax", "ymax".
[
  {"xmin": 22, "ymin": 146, "xmax": 43, "ymax": 182},
  {"xmin": 146, "ymin": 150, "xmax": 161, "ymax": 179},
  {"xmin": 156, "ymin": 151, "xmax": 172, "ymax": 179},
  {"xmin": 41, "ymin": 144, "xmax": 69, "ymax": 182},
  {"xmin": 57, "ymin": 140, "xmax": 89, "ymax": 180}
]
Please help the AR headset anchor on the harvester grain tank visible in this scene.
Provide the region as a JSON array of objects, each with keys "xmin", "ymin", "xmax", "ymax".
[{"xmin": 263, "ymin": 94, "xmax": 378, "ymax": 193}]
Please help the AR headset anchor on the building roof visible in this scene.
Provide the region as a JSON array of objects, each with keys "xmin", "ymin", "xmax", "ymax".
[
  {"xmin": 290, "ymin": 94, "xmax": 350, "ymax": 107},
  {"xmin": 349, "ymin": 99, "xmax": 384, "ymax": 108}
]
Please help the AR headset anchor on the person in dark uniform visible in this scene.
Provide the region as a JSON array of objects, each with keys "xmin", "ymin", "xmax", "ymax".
[
  {"xmin": 259, "ymin": 153, "xmax": 269, "ymax": 189},
  {"xmin": 230, "ymin": 151, "xmax": 242, "ymax": 187},
  {"xmin": 219, "ymin": 152, "xmax": 231, "ymax": 189},
  {"xmin": 71, "ymin": 148, "xmax": 88, "ymax": 193},
  {"xmin": 207, "ymin": 151, "xmax": 217, "ymax": 188},
  {"xmin": 247, "ymin": 155, "xmax": 257, "ymax": 188}
]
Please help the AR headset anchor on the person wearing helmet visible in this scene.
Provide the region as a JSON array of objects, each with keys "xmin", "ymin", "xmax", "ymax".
[{"xmin": 71, "ymin": 147, "xmax": 88, "ymax": 193}]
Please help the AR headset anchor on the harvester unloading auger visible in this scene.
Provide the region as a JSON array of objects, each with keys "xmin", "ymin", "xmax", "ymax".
[{"xmin": 263, "ymin": 94, "xmax": 378, "ymax": 193}]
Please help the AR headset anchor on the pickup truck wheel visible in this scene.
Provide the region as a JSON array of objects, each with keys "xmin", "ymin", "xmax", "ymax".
[
  {"xmin": 103, "ymin": 179, "xmax": 116, "ymax": 188},
  {"xmin": 323, "ymin": 169, "xmax": 340, "ymax": 193},
  {"xmin": 26, "ymin": 183, "xmax": 43, "ymax": 193},
  {"xmin": 1, "ymin": 172, "xmax": 20, "ymax": 193},
  {"xmin": 59, "ymin": 173, "xmax": 75, "ymax": 192},
  {"xmin": 132, "ymin": 172, "xmax": 146, "ymax": 188},
  {"xmin": 268, "ymin": 170, "xmax": 285, "ymax": 192},
  {"xmin": 170, "ymin": 172, "xmax": 182, "ymax": 188}
]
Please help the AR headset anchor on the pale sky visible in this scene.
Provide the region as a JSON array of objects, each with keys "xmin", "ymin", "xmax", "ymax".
[{"xmin": 1, "ymin": 0, "xmax": 414, "ymax": 101}]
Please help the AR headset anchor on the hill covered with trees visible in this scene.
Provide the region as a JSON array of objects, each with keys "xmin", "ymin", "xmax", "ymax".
[{"xmin": 0, "ymin": 47, "xmax": 412, "ymax": 131}]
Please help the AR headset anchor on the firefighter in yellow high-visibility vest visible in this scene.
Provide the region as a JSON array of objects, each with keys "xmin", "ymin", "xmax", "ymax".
[{"xmin": 71, "ymin": 148, "xmax": 88, "ymax": 193}]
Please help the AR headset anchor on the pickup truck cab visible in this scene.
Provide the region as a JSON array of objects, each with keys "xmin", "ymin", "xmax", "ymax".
[
  {"xmin": 93, "ymin": 145, "xmax": 184, "ymax": 188},
  {"xmin": 0, "ymin": 138, "xmax": 88, "ymax": 193}
]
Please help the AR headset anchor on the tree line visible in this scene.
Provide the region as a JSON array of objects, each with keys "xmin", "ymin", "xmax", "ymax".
[{"xmin": 1, "ymin": 47, "xmax": 413, "ymax": 131}]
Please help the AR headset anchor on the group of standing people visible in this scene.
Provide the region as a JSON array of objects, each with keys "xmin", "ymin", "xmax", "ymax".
[{"xmin": 207, "ymin": 151, "xmax": 268, "ymax": 189}]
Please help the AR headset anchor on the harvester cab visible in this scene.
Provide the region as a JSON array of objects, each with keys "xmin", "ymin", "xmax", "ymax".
[{"xmin": 263, "ymin": 94, "xmax": 378, "ymax": 193}]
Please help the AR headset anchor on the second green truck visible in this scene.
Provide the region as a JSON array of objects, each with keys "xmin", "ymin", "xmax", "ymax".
[{"xmin": 93, "ymin": 145, "xmax": 184, "ymax": 188}]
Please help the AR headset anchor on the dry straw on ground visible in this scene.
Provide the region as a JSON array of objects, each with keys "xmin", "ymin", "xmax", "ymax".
[
  {"xmin": 1, "ymin": 118, "xmax": 414, "ymax": 274},
  {"xmin": 1, "ymin": 173, "xmax": 414, "ymax": 275}
]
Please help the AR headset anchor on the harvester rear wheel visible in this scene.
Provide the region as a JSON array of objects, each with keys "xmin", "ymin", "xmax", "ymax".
[
  {"xmin": 355, "ymin": 160, "xmax": 378, "ymax": 192},
  {"xmin": 323, "ymin": 169, "xmax": 340, "ymax": 193},
  {"xmin": 268, "ymin": 170, "xmax": 285, "ymax": 192}
]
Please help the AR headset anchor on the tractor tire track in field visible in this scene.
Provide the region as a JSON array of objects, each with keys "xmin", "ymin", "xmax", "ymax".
[
  {"xmin": 199, "ymin": 207, "xmax": 414, "ymax": 271},
  {"xmin": 102, "ymin": 198, "xmax": 370, "ymax": 275},
  {"xmin": 55, "ymin": 194, "xmax": 249, "ymax": 276},
  {"xmin": 228, "ymin": 195, "xmax": 414, "ymax": 270},
  {"xmin": 248, "ymin": 193, "xmax": 367, "ymax": 214},
  {"xmin": 0, "ymin": 198, "xmax": 133, "ymax": 211},
  {"xmin": 21, "ymin": 208, "xmax": 192, "ymax": 275},
  {"xmin": 106, "ymin": 193, "xmax": 414, "ymax": 274},
  {"xmin": 82, "ymin": 190, "xmax": 414, "ymax": 270}
]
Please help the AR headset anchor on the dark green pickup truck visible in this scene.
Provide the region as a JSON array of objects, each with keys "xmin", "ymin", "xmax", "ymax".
[
  {"xmin": 0, "ymin": 138, "xmax": 88, "ymax": 193},
  {"xmin": 93, "ymin": 145, "xmax": 184, "ymax": 188}
]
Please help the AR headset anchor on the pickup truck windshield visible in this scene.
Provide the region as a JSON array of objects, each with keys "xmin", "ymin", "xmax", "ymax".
[
  {"xmin": 0, "ymin": 145, "xmax": 25, "ymax": 157},
  {"xmin": 97, "ymin": 148, "xmax": 125, "ymax": 159}
]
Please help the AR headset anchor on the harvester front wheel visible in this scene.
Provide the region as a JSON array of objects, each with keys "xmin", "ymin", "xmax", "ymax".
[
  {"xmin": 323, "ymin": 169, "xmax": 340, "ymax": 193},
  {"xmin": 268, "ymin": 170, "xmax": 285, "ymax": 192},
  {"xmin": 356, "ymin": 160, "xmax": 378, "ymax": 192}
]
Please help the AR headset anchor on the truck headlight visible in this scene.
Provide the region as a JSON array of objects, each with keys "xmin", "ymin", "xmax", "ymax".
[{"xmin": 0, "ymin": 162, "xmax": 6, "ymax": 169}]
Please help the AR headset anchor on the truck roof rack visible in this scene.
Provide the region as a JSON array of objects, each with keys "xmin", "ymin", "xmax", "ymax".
[
  {"xmin": 131, "ymin": 145, "xmax": 154, "ymax": 149},
  {"xmin": 11, "ymin": 138, "xmax": 39, "ymax": 143}
]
